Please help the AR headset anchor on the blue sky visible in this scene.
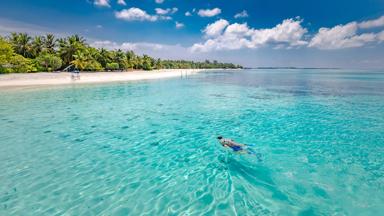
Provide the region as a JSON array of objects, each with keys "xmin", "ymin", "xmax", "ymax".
[{"xmin": 1, "ymin": 0, "xmax": 384, "ymax": 68}]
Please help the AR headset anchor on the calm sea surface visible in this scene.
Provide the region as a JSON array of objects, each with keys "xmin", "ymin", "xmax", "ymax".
[{"xmin": 0, "ymin": 69, "xmax": 383, "ymax": 215}]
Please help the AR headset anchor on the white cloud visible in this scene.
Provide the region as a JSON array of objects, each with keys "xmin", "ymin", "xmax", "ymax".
[
  {"xmin": 96, "ymin": 25, "xmax": 103, "ymax": 28},
  {"xmin": 94, "ymin": 0, "xmax": 110, "ymax": 7},
  {"xmin": 203, "ymin": 19, "xmax": 229, "ymax": 37},
  {"xmin": 234, "ymin": 10, "xmax": 248, "ymax": 19},
  {"xmin": 155, "ymin": 8, "xmax": 178, "ymax": 15},
  {"xmin": 90, "ymin": 40, "xmax": 196, "ymax": 59},
  {"xmin": 117, "ymin": 0, "xmax": 126, "ymax": 6},
  {"xmin": 309, "ymin": 22, "xmax": 377, "ymax": 49},
  {"xmin": 358, "ymin": 16, "xmax": 384, "ymax": 29},
  {"xmin": 185, "ymin": 11, "xmax": 192, "ymax": 16},
  {"xmin": 115, "ymin": 8, "xmax": 157, "ymax": 21},
  {"xmin": 192, "ymin": 15, "xmax": 384, "ymax": 52},
  {"xmin": 115, "ymin": 8, "xmax": 171, "ymax": 22},
  {"xmin": 175, "ymin": 22, "xmax": 185, "ymax": 29},
  {"xmin": 251, "ymin": 18, "xmax": 308, "ymax": 47},
  {"xmin": 155, "ymin": 0, "xmax": 164, "ymax": 4},
  {"xmin": 198, "ymin": 8, "xmax": 221, "ymax": 17},
  {"xmin": 308, "ymin": 15, "xmax": 384, "ymax": 49},
  {"xmin": 89, "ymin": 40, "xmax": 214, "ymax": 61},
  {"xmin": 378, "ymin": 30, "xmax": 384, "ymax": 41},
  {"xmin": 91, "ymin": 40, "xmax": 167, "ymax": 51},
  {"xmin": 191, "ymin": 18, "xmax": 308, "ymax": 52}
]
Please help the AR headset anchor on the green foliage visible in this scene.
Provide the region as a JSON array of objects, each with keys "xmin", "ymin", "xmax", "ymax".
[
  {"xmin": 43, "ymin": 34, "xmax": 56, "ymax": 54},
  {"xmin": 1, "ymin": 32, "xmax": 242, "ymax": 73},
  {"xmin": 83, "ymin": 60, "xmax": 103, "ymax": 71},
  {"xmin": 141, "ymin": 55, "xmax": 154, "ymax": 70},
  {"xmin": 59, "ymin": 35, "xmax": 86, "ymax": 66},
  {"xmin": 155, "ymin": 58, "xmax": 163, "ymax": 70},
  {"xmin": 0, "ymin": 37, "xmax": 36, "ymax": 73},
  {"xmin": 106, "ymin": 62, "xmax": 119, "ymax": 70},
  {"xmin": 71, "ymin": 49, "xmax": 102, "ymax": 71},
  {"xmin": 9, "ymin": 55, "xmax": 35, "ymax": 73},
  {"xmin": 160, "ymin": 59, "xmax": 242, "ymax": 69},
  {"xmin": 0, "ymin": 37, "xmax": 14, "ymax": 73},
  {"xmin": 31, "ymin": 36, "xmax": 44, "ymax": 58},
  {"xmin": 0, "ymin": 37, "xmax": 13, "ymax": 60},
  {"xmin": 9, "ymin": 33, "xmax": 33, "ymax": 58},
  {"xmin": 35, "ymin": 53, "xmax": 62, "ymax": 71}
]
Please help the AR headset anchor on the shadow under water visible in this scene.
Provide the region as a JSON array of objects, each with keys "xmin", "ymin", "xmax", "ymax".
[{"xmin": 218, "ymin": 154, "xmax": 290, "ymax": 203}]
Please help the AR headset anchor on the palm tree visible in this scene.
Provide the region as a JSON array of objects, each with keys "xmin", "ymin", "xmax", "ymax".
[
  {"xmin": 126, "ymin": 50, "xmax": 137, "ymax": 69},
  {"xmin": 43, "ymin": 34, "xmax": 56, "ymax": 53},
  {"xmin": 113, "ymin": 49, "xmax": 127, "ymax": 70},
  {"xmin": 71, "ymin": 49, "xmax": 102, "ymax": 71},
  {"xmin": 9, "ymin": 33, "xmax": 32, "ymax": 58},
  {"xmin": 155, "ymin": 58, "xmax": 163, "ymax": 69},
  {"xmin": 31, "ymin": 36, "xmax": 43, "ymax": 58},
  {"xmin": 98, "ymin": 48, "xmax": 112, "ymax": 68},
  {"xmin": 59, "ymin": 35, "xmax": 86, "ymax": 66},
  {"xmin": 71, "ymin": 50, "xmax": 87, "ymax": 70},
  {"xmin": 142, "ymin": 54, "xmax": 154, "ymax": 70},
  {"xmin": 70, "ymin": 35, "xmax": 86, "ymax": 44}
]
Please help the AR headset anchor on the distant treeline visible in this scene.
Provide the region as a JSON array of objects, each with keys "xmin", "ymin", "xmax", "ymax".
[{"xmin": 0, "ymin": 33, "xmax": 242, "ymax": 73}]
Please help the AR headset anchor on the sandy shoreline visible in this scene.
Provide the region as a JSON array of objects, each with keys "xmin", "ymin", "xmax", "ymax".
[{"xmin": 0, "ymin": 69, "xmax": 206, "ymax": 88}]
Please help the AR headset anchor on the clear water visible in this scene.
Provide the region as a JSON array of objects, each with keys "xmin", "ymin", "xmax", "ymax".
[{"xmin": 0, "ymin": 69, "xmax": 383, "ymax": 215}]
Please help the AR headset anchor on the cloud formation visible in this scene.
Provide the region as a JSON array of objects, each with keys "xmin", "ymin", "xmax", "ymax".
[
  {"xmin": 203, "ymin": 19, "xmax": 229, "ymax": 37},
  {"xmin": 155, "ymin": 0, "xmax": 164, "ymax": 4},
  {"xmin": 91, "ymin": 40, "xmax": 168, "ymax": 51},
  {"xmin": 191, "ymin": 18, "xmax": 308, "ymax": 52},
  {"xmin": 117, "ymin": 0, "xmax": 126, "ymax": 6},
  {"xmin": 89, "ymin": 40, "xmax": 211, "ymax": 61},
  {"xmin": 175, "ymin": 22, "xmax": 184, "ymax": 29},
  {"xmin": 198, "ymin": 8, "xmax": 221, "ymax": 17},
  {"xmin": 234, "ymin": 10, "xmax": 249, "ymax": 19},
  {"xmin": 358, "ymin": 16, "xmax": 384, "ymax": 29},
  {"xmin": 94, "ymin": 0, "xmax": 110, "ymax": 7},
  {"xmin": 308, "ymin": 22, "xmax": 376, "ymax": 49},
  {"xmin": 309, "ymin": 16, "xmax": 384, "ymax": 49},
  {"xmin": 378, "ymin": 30, "xmax": 384, "ymax": 41},
  {"xmin": 115, "ymin": 8, "xmax": 171, "ymax": 22},
  {"xmin": 192, "ymin": 15, "xmax": 384, "ymax": 52},
  {"xmin": 155, "ymin": 8, "xmax": 178, "ymax": 15}
]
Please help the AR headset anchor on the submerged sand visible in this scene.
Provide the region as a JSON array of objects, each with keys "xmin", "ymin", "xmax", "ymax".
[{"xmin": 0, "ymin": 69, "xmax": 205, "ymax": 88}]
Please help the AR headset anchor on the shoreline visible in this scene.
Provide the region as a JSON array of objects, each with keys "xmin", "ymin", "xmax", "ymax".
[{"xmin": 0, "ymin": 69, "xmax": 207, "ymax": 89}]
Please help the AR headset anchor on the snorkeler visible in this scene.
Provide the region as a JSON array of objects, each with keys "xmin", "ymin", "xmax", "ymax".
[
  {"xmin": 217, "ymin": 136, "xmax": 262, "ymax": 161},
  {"xmin": 217, "ymin": 136, "xmax": 248, "ymax": 153}
]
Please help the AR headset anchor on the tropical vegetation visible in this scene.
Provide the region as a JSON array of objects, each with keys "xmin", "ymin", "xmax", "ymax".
[{"xmin": 0, "ymin": 33, "xmax": 242, "ymax": 73}]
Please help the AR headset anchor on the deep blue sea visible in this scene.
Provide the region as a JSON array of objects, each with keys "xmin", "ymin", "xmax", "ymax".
[{"xmin": 0, "ymin": 69, "xmax": 383, "ymax": 215}]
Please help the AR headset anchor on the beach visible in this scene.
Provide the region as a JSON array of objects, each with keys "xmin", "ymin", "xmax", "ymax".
[{"xmin": 0, "ymin": 69, "xmax": 205, "ymax": 88}]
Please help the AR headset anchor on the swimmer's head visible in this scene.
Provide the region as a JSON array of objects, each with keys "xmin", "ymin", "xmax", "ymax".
[{"xmin": 217, "ymin": 136, "xmax": 223, "ymax": 140}]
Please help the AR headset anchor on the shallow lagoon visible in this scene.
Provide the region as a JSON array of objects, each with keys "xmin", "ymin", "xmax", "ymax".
[{"xmin": 1, "ymin": 69, "xmax": 383, "ymax": 215}]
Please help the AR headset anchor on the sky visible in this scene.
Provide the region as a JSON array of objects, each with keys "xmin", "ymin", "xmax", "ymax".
[{"xmin": 0, "ymin": 0, "xmax": 384, "ymax": 68}]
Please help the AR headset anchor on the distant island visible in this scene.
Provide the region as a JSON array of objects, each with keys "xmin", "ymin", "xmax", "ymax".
[
  {"xmin": 0, "ymin": 33, "xmax": 242, "ymax": 74},
  {"xmin": 254, "ymin": 67, "xmax": 341, "ymax": 70}
]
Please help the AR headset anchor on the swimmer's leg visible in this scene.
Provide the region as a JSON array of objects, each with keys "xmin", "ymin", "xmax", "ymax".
[
  {"xmin": 247, "ymin": 148, "xmax": 256, "ymax": 155},
  {"xmin": 247, "ymin": 148, "xmax": 262, "ymax": 161}
]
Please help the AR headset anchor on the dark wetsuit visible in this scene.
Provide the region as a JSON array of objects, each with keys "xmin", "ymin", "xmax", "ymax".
[{"xmin": 229, "ymin": 145, "xmax": 243, "ymax": 152}]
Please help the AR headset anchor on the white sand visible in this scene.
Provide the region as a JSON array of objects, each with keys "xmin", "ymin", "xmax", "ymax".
[{"xmin": 0, "ymin": 69, "xmax": 205, "ymax": 88}]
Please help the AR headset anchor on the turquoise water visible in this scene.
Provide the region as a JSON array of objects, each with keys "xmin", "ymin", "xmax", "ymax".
[{"xmin": 0, "ymin": 69, "xmax": 383, "ymax": 215}]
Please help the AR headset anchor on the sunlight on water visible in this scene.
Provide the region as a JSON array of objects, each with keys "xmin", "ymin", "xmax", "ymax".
[{"xmin": 0, "ymin": 69, "xmax": 383, "ymax": 215}]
